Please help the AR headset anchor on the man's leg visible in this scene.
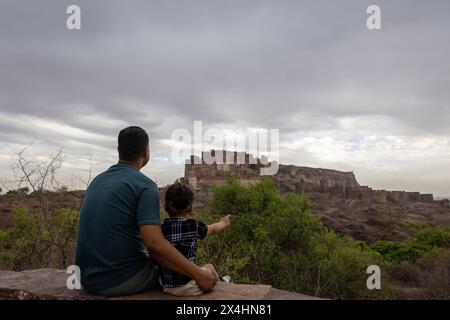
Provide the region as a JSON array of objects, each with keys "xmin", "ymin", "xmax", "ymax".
[{"xmin": 94, "ymin": 259, "xmax": 160, "ymax": 297}]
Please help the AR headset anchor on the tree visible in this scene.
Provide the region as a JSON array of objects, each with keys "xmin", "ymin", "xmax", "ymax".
[{"xmin": 0, "ymin": 143, "xmax": 79, "ymax": 268}]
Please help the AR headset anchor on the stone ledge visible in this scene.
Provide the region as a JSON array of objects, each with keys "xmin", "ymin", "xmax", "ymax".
[{"xmin": 0, "ymin": 269, "xmax": 321, "ymax": 300}]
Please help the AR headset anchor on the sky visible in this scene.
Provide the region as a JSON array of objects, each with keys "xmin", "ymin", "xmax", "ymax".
[{"xmin": 0, "ymin": 0, "xmax": 449, "ymax": 196}]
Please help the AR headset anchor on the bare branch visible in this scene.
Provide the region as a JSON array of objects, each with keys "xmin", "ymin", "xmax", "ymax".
[
  {"xmin": 13, "ymin": 141, "xmax": 38, "ymax": 192},
  {"xmin": 38, "ymin": 149, "xmax": 63, "ymax": 192},
  {"xmin": 70, "ymin": 152, "xmax": 94, "ymax": 189}
]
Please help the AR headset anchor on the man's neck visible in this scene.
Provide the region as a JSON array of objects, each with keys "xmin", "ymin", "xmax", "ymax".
[{"xmin": 118, "ymin": 160, "xmax": 141, "ymax": 171}]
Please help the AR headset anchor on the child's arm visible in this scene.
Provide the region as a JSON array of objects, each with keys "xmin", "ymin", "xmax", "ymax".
[{"xmin": 207, "ymin": 215, "xmax": 231, "ymax": 235}]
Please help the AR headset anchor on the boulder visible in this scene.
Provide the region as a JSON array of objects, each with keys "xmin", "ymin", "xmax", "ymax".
[{"xmin": 0, "ymin": 269, "xmax": 321, "ymax": 300}]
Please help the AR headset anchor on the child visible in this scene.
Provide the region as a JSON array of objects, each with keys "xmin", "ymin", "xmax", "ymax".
[{"xmin": 160, "ymin": 181, "xmax": 231, "ymax": 296}]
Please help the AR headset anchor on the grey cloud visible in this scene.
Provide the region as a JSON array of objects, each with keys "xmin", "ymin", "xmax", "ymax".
[{"xmin": 1, "ymin": 0, "xmax": 450, "ymax": 192}]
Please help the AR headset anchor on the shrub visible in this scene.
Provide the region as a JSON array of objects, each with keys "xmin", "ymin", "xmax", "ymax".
[
  {"xmin": 371, "ymin": 225, "xmax": 450, "ymax": 264},
  {"xmin": 0, "ymin": 205, "xmax": 79, "ymax": 270},
  {"xmin": 418, "ymin": 249, "xmax": 450, "ymax": 299},
  {"xmin": 6, "ymin": 187, "xmax": 30, "ymax": 195},
  {"xmin": 371, "ymin": 241, "xmax": 431, "ymax": 263},
  {"xmin": 197, "ymin": 177, "xmax": 384, "ymax": 299},
  {"xmin": 415, "ymin": 226, "xmax": 450, "ymax": 248}
]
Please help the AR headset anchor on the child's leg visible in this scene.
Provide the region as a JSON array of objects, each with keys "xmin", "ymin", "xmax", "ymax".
[
  {"xmin": 162, "ymin": 264, "xmax": 218, "ymax": 297},
  {"xmin": 163, "ymin": 280, "xmax": 203, "ymax": 296}
]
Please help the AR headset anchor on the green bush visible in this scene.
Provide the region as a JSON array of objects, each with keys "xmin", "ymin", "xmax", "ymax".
[
  {"xmin": 371, "ymin": 225, "xmax": 450, "ymax": 264},
  {"xmin": 0, "ymin": 206, "xmax": 41, "ymax": 270},
  {"xmin": 415, "ymin": 225, "xmax": 450, "ymax": 248},
  {"xmin": 371, "ymin": 241, "xmax": 431, "ymax": 263},
  {"xmin": 0, "ymin": 205, "xmax": 79, "ymax": 270},
  {"xmin": 197, "ymin": 177, "xmax": 384, "ymax": 299}
]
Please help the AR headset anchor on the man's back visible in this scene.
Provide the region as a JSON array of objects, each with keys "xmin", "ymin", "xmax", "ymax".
[{"xmin": 75, "ymin": 163, "xmax": 160, "ymax": 293}]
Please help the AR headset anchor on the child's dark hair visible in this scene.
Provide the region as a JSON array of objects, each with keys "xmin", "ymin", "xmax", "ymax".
[{"xmin": 164, "ymin": 181, "xmax": 194, "ymax": 217}]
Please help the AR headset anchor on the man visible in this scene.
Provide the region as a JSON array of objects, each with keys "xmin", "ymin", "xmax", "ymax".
[{"xmin": 75, "ymin": 126, "xmax": 218, "ymax": 296}]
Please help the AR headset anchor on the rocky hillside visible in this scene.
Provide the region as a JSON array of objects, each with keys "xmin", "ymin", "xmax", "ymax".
[
  {"xmin": 0, "ymin": 191, "xmax": 83, "ymax": 229},
  {"xmin": 308, "ymin": 192, "xmax": 450, "ymax": 243}
]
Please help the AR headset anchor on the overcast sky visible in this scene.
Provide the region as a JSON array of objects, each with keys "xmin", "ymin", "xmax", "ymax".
[{"xmin": 1, "ymin": 0, "xmax": 449, "ymax": 196}]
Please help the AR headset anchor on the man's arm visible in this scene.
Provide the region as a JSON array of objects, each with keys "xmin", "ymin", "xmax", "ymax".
[
  {"xmin": 207, "ymin": 215, "xmax": 231, "ymax": 235},
  {"xmin": 140, "ymin": 225, "xmax": 218, "ymax": 291}
]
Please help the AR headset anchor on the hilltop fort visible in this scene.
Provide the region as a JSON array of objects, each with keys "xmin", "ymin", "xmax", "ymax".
[{"xmin": 183, "ymin": 150, "xmax": 435, "ymax": 204}]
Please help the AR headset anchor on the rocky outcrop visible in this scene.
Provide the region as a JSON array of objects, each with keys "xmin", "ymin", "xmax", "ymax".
[{"xmin": 0, "ymin": 269, "xmax": 320, "ymax": 300}]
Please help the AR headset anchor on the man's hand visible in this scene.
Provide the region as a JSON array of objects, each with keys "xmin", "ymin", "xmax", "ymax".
[
  {"xmin": 194, "ymin": 267, "xmax": 219, "ymax": 292},
  {"xmin": 220, "ymin": 215, "xmax": 231, "ymax": 227}
]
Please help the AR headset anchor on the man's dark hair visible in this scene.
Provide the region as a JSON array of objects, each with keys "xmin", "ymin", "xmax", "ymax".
[
  {"xmin": 164, "ymin": 181, "xmax": 194, "ymax": 217},
  {"xmin": 118, "ymin": 126, "xmax": 149, "ymax": 161}
]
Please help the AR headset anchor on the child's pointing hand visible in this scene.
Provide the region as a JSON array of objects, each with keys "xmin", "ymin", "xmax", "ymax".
[{"xmin": 220, "ymin": 215, "xmax": 231, "ymax": 227}]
